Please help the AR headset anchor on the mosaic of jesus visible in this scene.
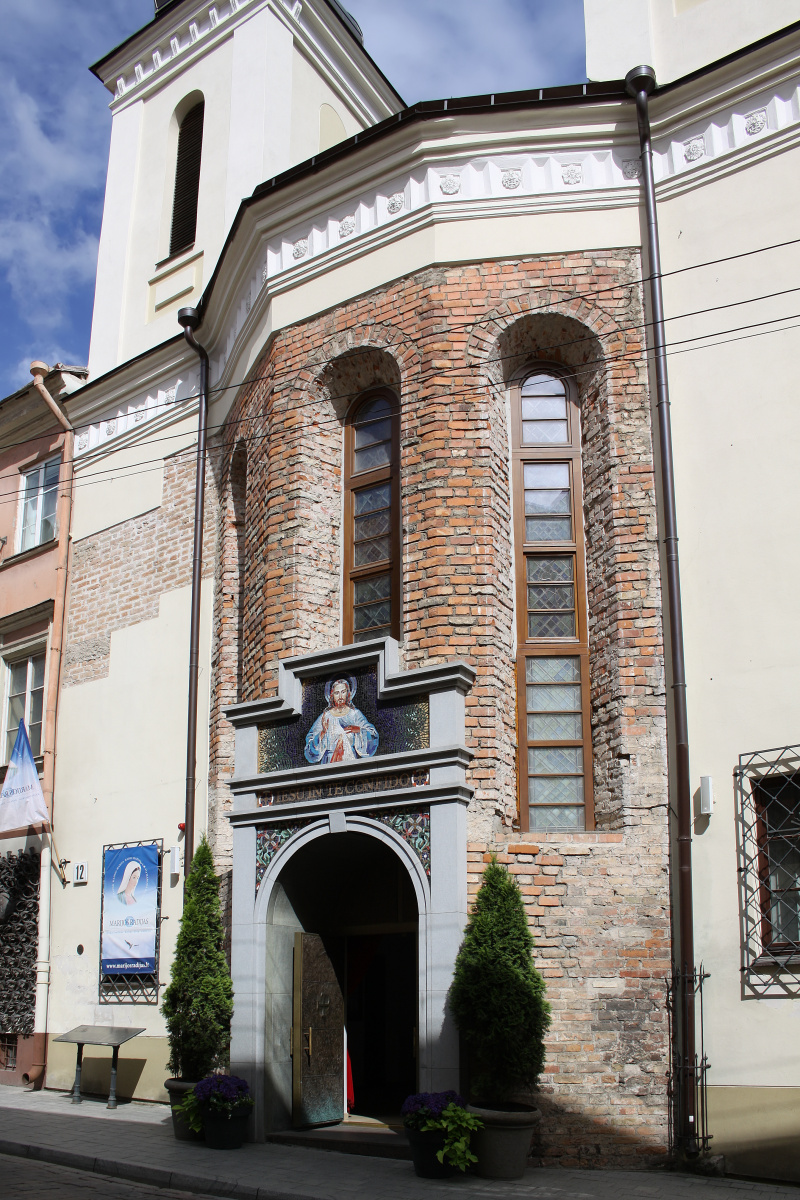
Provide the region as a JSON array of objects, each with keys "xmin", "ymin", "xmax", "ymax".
[{"xmin": 304, "ymin": 676, "xmax": 379, "ymax": 764}]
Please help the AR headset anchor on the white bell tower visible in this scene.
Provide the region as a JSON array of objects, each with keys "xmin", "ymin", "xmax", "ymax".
[{"xmin": 87, "ymin": 0, "xmax": 401, "ymax": 379}]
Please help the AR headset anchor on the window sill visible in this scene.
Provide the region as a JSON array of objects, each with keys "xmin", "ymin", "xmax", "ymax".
[
  {"xmin": 0, "ymin": 539, "xmax": 58, "ymax": 571},
  {"xmin": 0, "ymin": 755, "xmax": 44, "ymax": 785},
  {"xmin": 155, "ymin": 244, "xmax": 196, "ymax": 271},
  {"xmin": 747, "ymin": 952, "xmax": 800, "ymax": 970}
]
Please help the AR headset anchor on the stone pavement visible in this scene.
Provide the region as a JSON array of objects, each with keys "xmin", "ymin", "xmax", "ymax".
[{"xmin": 0, "ymin": 1087, "xmax": 796, "ymax": 1200}]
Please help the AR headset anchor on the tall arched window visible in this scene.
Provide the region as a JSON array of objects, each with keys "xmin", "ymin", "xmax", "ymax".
[
  {"xmin": 512, "ymin": 368, "xmax": 593, "ymax": 832},
  {"xmin": 344, "ymin": 391, "xmax": 401, "ymax": 643},
  {"xmin": 170, "ymin": 100, "xmax": 204, "ymax": 257}
]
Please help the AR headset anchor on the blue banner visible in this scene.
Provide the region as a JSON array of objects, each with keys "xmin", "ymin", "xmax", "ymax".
[{"xmin": 101, "ymin": 844, "xmax": 159, "ymax": 974}]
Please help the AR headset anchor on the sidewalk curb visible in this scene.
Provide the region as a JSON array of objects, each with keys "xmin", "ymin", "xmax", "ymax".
[{"xmin": 0, "ymin": 1138, "xmax": 329, "ymax": 1200}]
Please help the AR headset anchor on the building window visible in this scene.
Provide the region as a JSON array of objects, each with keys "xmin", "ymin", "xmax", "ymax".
[
  {"xmin": 344, "ymin": 391, "xmax": 400, "ymax": 644},
  {"xmin": 19, "ymin": 457, "xmax": 59, "ymax": 552},
  {"xmin": 0, "ymin": 1034, "xmax": 17, "ymax": 1071},
  {"xmin": 512, "ymin": 369, "xmax": 592, "ymax": 832},
  {"xmin": 737, "ymin": 748, "xmax": 800, "ymax": 991},
  {"xmin": 170, "ymin": 101, "xmax": 204, "ymax": 257},
  {"xmin": 4, "ymin": 652, "xmax": 45, "ymax": 763}
]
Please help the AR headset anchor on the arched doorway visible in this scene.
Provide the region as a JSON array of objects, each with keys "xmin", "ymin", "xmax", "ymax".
[{"xmin": 261, "ymin": 825, "xmax": 424, "ymax": 1130}]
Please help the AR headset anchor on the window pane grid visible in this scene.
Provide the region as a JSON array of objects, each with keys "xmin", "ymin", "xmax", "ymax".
[
  {"xmin": 516, "ymin": 371, "xmax": 590, "ymax": 833},
  {"xmin": 20, "ymin": 458, "xmax": 59, "ymax": 552},
  {"xmin": 4, "ymin": 653, "xmax": 45, "ymax": 762},
  {"xmin": 346, "ymin": 393, "xmax": 398, "ymax": 644}
]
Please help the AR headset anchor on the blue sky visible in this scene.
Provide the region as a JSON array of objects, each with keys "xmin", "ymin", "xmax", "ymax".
[{"xmin": 0, "ymin": 0, "xmax": 585, "ymax": 396}]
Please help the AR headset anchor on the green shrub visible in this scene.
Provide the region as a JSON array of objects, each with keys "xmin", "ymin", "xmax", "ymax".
[
  {"xmin": 449, "ymin": 857, "xmax": 550, "ymax": 1102},
  {"xmin": 161, "ymin": 835, "xmax": 233, "ymax": 1080}
]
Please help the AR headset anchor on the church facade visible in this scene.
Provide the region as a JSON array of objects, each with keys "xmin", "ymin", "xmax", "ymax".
[{"xmin": 3, "ymin": 0, "xmax": 800, "ymax": 1179}]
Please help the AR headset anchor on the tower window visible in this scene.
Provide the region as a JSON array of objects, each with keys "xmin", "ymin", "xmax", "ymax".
[{"xmin": 170, "ymin": 101, "xmax": 204, "ymax": 257}]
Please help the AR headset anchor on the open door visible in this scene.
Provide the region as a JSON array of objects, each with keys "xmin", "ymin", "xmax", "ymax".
[{"xmin": 292, "ymin": 932, "xmax": 344, "ymax": 1127}]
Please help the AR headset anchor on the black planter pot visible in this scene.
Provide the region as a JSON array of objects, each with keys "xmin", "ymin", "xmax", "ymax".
[
  {"xmin": 468, "ymin": 1102, "xmax": 540, "ymax": 1180},
  {"xmin": 405, "ymin": 1127, "xmax": 457, "ymax": 1179},
  {"xmin": 164, "ymin": 1078, "xmax": 202, "ymax": 1142},
  {"xmin": 203, "ymin": 1106, "xmax": 251, "ymax": 1150}
]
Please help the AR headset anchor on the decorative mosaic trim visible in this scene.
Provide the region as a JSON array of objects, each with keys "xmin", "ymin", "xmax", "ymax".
[
  {"xmin": 255, "ymin": 819, "xmax": 313, "ymax": 896},
  {"xmin": 366, "ymin": 807, "xmax": 430, "ymax": 878}
]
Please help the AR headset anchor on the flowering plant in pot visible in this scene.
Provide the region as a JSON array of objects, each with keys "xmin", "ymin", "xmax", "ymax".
[
  {"xmin": 401, "ymin": 1090, "xmax": 482, "ymax": 1178},
  {"xmin": 448, "ymin": 858, "xmax": 550, "ymax": 1179},
  {"xmin": 176, "ymin": 1075, "xmax": 254, "ymax": 1150},
  {"xmin": 161, "ymin": 836, "xmax": 234, "ymax": 1141}
]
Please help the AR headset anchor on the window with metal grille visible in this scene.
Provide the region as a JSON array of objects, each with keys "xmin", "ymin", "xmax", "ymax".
[
  {"xmin": 0, "ymin": 1034, "xmax": 17, "ymax": 1070},
  {"xmin": 737, "ymin": 746, "xmax": 800, "ymax": 993},
  {"xmin": 344, "ymin": 391, "xmax": 400, "ymax": 644},
  {"xmin": 169, "ymin": 101, "xmax": 204, "ymax": 257},
  {"xmin": 19, "ymin": 457, "xmax": 59, "ymax": 553},
  {"xmin": 512, "ymin": 369, "xmax": 593, "ymax": 832}
]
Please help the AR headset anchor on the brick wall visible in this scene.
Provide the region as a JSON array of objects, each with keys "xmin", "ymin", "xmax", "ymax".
[
  {"xmin": 64, "ymin": 448, "xmax": 217, "ymax": 688},
  {"xmin": 206, "ymin": 251, "xmax": 670, "ymax": 1164}
]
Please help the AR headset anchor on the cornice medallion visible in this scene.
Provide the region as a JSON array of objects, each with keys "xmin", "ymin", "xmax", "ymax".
[
  {"xmin": 561, "ymin": 163, "xmax": 582, "ymax": 186},
  {"xmin": 501, "ymin": 168, "xmax": 522, "ymax": 189},
  {"xmin": 683, "ymin": 135, "xmax": 706, "ymax": 163},
  {"xmin": 745, "ymin": 109, "xmax": 768, "ymax": 136},
  {"xmin": 387, "ymin": 192, "xmax": 404, "ymax": 214},
  {"xmin": 439, "ymin": 174, "xmax": 461, "ymax": 195}
]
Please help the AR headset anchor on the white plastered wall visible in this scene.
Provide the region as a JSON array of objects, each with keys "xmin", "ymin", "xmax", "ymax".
[
  {"xmin": 290, "ymin": 46, "xmax": 362, "ymax": 165},
  {"xmin": 47, "ymin": 581, "xmax": 213, "ymax": 1098},
  {"xmin": 584, "ymin": 0, "xmax": 800, "ymax": 85},
  {"xmin": 657, "ymin": 143, "xmax": 800, "ymax": 1087}
]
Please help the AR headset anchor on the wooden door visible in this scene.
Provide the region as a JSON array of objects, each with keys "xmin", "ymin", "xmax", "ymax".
[{"xmin": 292, "ymin": 932, "xmax": 344, "ymax": 1127}]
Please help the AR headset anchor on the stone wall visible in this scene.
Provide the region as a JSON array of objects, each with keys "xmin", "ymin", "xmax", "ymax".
[{"xmin": 209, "ymin": 251, "xmax": 671, "ymax": 1164}]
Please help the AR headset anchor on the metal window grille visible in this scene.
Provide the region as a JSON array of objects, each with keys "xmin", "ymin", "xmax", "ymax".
[
  {"xmin": 99, "ymin": 840, "xmax": 163, "ymax": 1005},
  {"xmin": 0, "ymin": 1033, "xmax": 17, "ymax": 1070},
  {"xmin": 736, "ymin": 744, "xmax": 800, "ymax": 997},
  {"xmin": 666, "ymin": 965, "xmax": 711, "ymax": 1156}
]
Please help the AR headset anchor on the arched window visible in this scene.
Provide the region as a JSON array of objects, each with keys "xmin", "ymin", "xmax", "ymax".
[
  {"xmin": 170, "ymin": 100, "xmax": 204, "ymax": 257},
  {"xmin": 344, "ymin": 391, "xmax": 400, "ymax": 643},
  {"xmin": 512, "ymin": 368, "xmax": 593, "ymax": 832}
]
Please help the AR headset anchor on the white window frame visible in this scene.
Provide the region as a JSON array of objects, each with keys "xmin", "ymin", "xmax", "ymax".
[
  {"xmin": 2, "ymin": 644, "xmax": 48, "ymax": 766},
  {"xmin": 17, "ymin": 455, "xmax": 60, "ymax": 554}
]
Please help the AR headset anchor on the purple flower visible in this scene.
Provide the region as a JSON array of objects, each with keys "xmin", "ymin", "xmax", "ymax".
[
  {"xmin": 401, "ymin": 1090, "xmax": 466, "ymax": 1128},
  {"xmin": 193, "ymin": 1074, "xmax": 252, "ymax": 1110}
]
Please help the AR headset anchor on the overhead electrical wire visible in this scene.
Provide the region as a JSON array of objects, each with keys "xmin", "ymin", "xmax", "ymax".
[
  {"xmin": 0, "ymin": 307, "xmax": 796, "ymax": 511},
  {"xmin": 2, "ymin": 230, "xmax": 800, "ymax": 459}
]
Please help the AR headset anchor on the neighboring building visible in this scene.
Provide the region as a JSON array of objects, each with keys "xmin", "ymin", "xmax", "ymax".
[
  {"xmin": 0, "ymin": 364, "xmax": 86, "ymax": 1086},
  {"xmin": 5, "ymin": 0, "xmax": 798, "ymax": 1181}
]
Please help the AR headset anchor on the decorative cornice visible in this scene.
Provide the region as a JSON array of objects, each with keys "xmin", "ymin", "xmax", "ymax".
[
  {"xmin": 228, "ymin": 744, "xmax": 473, "ymax": 795},
  {"xmin": 225, "ymin": 637, "xmax": 476, "ymax": 730},
  {"xmin": 228, "ymin": 781, "xmax": 473, "ymax": 826}
]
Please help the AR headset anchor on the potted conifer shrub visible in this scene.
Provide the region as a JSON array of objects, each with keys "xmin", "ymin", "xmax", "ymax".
[
  {"xmin": 448, "ymin": 857, "xmax": 550, "ymax": 1179},
  {"xmin": 161, "ymin": 835, "xmax": 234, "ymax": 1141}
]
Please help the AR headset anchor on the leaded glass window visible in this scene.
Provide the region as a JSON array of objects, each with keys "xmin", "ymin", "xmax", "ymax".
[
  {"xmin": 345, "ymin": 392, "xmax": 400, "ymax": 643},
  {"xmin": 513, "ymin": 366, "xmax": 592, "ymax": 831}
]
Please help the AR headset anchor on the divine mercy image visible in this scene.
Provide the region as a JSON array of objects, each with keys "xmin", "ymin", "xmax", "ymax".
[{"xmin": 304, "ymin": 676, "xmax": 379, "ymax": 764}]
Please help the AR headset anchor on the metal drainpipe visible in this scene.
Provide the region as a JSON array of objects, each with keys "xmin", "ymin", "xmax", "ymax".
[
  {"xmin": 177, "ymin": 308, "xmax": 209, "ymax": 877},
  {"xmin": 25, "ymin": 362, "xmax": 75, "ymax": 1088},
  {"xmin": 624, "ymin": 66, "xmax": 696, "ymax": 1156}
]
